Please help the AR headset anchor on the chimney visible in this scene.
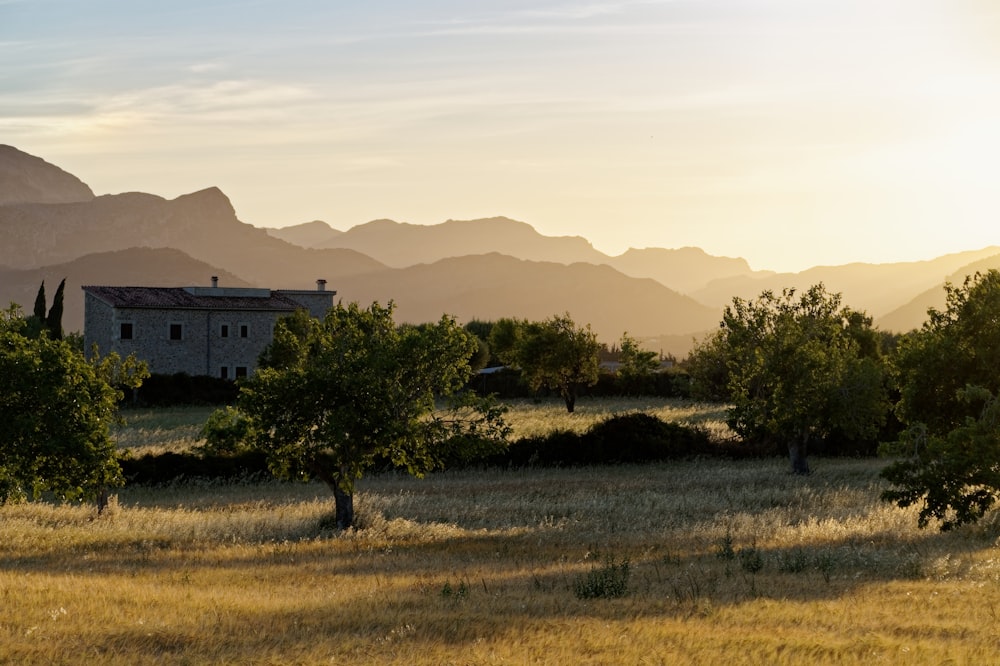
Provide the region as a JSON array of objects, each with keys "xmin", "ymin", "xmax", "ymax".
[
  {"xmin": 317, "ymin": 279, "xmax": 327, "ymax": 292},
  {"xmin": 211, "ymin": 276, "xmax": 219, "ymax": 288}
]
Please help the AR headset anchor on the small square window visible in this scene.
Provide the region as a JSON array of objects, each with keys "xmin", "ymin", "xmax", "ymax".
[
  {"xmin": 235, "ymin": 366, "xmax": 248, "ymax": 379},
  {"xmin": 120, "ymin": 323, "xmax": 133, "ymax": 340},
  {"xmin": 220, "ymin": 324, "xmax": 229, "ymax": 338},
  {"xmin": 239, "ymin": 324, "xmax": 249, "ymax": 338},
  {"xmin": 169, "ymin": 323, "xmax": 183, "ymax": 340},
  {"xmin": 220, "ymin": 366, "xmax": 229, "ymax": 380}
]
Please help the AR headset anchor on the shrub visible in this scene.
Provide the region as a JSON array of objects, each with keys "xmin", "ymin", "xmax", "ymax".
[
  {"xmin": 574, "ymin": 556, "xmax": 630, "ymax": 599},
  {"xmin": 582, "ymin": 412, "xmax": 711, "ymax": 462}
]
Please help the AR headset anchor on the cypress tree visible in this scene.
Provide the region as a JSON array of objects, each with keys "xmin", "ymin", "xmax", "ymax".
[
  {"xmin": 32, "ymin": 281, "xmax": 46, "ymax": 321},
  {"xmin": 46, "ymin": 278, "xmax": 65, "ymax": 340}
]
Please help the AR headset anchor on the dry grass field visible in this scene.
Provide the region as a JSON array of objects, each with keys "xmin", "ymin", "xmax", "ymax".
[{"xmin": 2, "ymin": 398, "xmax": 999, "ymax": 664}]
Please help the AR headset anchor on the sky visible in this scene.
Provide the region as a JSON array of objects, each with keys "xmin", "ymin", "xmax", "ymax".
[{"xmin": 3, "ymin": 0, "xmax": 1000, "ymax": 273}]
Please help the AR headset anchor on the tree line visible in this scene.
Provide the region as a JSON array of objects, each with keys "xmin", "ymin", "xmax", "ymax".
[{"xmin": 5, "ymin": 273, "xmax": 1000, "ymax": 531}]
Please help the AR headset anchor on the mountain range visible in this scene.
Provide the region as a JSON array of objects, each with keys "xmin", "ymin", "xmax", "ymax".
[{"xmin": 2, "ymin": 144, "xmax": 998, "ymax": 358}]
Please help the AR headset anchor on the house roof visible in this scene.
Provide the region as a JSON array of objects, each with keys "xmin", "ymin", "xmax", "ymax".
[{"xmin": 82, "ymin": 285, "xmax": 304, "ymax": 312}]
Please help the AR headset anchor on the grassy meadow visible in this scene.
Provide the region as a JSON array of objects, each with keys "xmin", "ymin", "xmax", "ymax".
[{"xmin": 2, "ymin": 398, "xmax": 1000, "ymax": 664}]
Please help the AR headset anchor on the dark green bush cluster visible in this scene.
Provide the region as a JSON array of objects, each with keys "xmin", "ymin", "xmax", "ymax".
[
  {"xmin": 573, "ymin": 556, "xmax": 630, "ymax": 599},
  {"xmin": 133, "ymin": 373, "xmax": 239, "ymax": 406},
  {"xmin": 123, "ymin": 412, "xmax": 712, "ymax": 486},
  {"xmin": 120, "ymin": 450, "xmax": 269, "ymax": 484},
  {"xmin": 498, "ymin": 413, "xmax": 712, "ymax": 467},
  {"xmin": 470, "ymin": 368, "xmax": 692, "ymax": 400}
]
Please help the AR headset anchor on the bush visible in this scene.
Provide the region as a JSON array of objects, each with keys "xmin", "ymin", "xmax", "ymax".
[
  {"xmin": 135, "ymin": 373, "xmax": 239, "ymax": 406},
  {"xmin": 583, "ymin": 412, "xmax": 710, "ymax": 462},
  {"xmin": 484, "ymin": 413, "xmax": 712, "ymax": 469},
  {"xmin": 574, "ymin": 556, "xmax": 630, "ymax": 599},
  {"xmin": 121, "ymin": 450, "xmax": 270, "ymax": 484}
]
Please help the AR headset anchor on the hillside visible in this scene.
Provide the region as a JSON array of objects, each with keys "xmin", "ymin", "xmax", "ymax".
[
  {"xmin": 877, "ymin": 252, "xmax": 1000, "ymax": 332},
  {"xmin": 0, "ymin": 247, "xmax": 252, "ymax": 334},
  {"xmin": 0, "ymin": 144, "xmax": 94, "ymax": 205},
  {"xmin": 691, "ymin": 247, "xmax": 1000, "ymax": 322},
  {"xmin": 312, "ymin": 216, "xmax": 609, "ymax": 267},
  {"xmin": 335, "ymin": 253, "xmax": 721, "ymax": 344},
  {"xmin": 4, "ymin": 143, "xmax": 1000, "ymax": 348}
]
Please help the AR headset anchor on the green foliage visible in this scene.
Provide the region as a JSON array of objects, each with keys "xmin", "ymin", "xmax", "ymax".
[
  {"xmin": 500, "ymin": 412, "xmax": 710, "ymax": 467},
  {"xmin": 489, "ymin": 313, "xmax": 601, "ymax": 413},
  {"xmin": 883, "ymin": 272, "xmax": 1000, "ymax": 530},
  {"xmin": 894, "ymin": 271, "xmax": 1000, "ymax": 436},
  {"xmin": 686, "ymin": 328, "xmax": 734, "ymax": 402},
  {"xmin": 882, "ymin": 386, "xmax": 1000, "ymax": 530},
  {"xmin": 217, "ymin": 302, "xmax": 510, "ymax": 528},
  {"xmin": 199, "ymin": 405, "xmax": 254, "ymax": 456},
  {"xmin": 574, "ymin": 556, "xmax": 630, "ymax": 599},
  {"xmin": 0, "ymin": 304, "xmax": 136, "ymax": 504},
  {"xmin": 713, "ymin": 284, "xmax": 888, "ymax": 474},
  {"xmin": 617, "ymin": 332, "xmax": 660, "ymax": 395}
]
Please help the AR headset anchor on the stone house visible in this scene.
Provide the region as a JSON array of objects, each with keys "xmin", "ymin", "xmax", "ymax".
[{"xmin": 82, "ymin": 278, "xmax": 335, "ymax": 378}]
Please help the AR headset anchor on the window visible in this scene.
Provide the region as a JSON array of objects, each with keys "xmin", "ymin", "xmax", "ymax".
[
  {"xmin": 169, "ymin": 323, "xmax": 183, "ymax": 340},
  {"xmin": 239, "ymin": 324, "xmax": 249, "ymax": 338},
  {"xmin": 235, "ymin": 366, "xmax": 248, "ymax": 379},
  {"xmin": 119, "ymin": 323, "xmax": 133, "ymax": 340},
  {"xmin": 220, "ymin": 366, "xmax": 229, "ymax": 380},
  {"xmin": 220, "ymin": 324, "xmax": 229, "ymax": 338}
]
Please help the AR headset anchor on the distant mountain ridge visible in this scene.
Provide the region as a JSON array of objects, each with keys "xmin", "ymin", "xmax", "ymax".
[
  {"xmin": 268, "ymin": 217, "xmax": 762, "ymax": 293},
  {"xmin": 2, "ymin": 144, "xmax": 998, "ymax": 351},
  {"xmin": 0, "ymin": 144, "xmax": 94, "ymax": 205}
]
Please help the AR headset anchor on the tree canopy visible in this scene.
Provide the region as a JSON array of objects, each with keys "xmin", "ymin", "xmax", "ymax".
[
  {"xmin": 489, "ymin": 313, "xmax": 601, "ymax": 413},
  {"xmin": 210, "ymin": 303, "xmax": 509, "ymax": 529},
  {"xmin": 0, "ymin": 304, "xmax": 145, "ymax": 505},
  {"xmin": 692, "ymin": 284, "xmax": 888, "ymax": 474},
  {"xmin": 882, "ymin": 271, "xmax": 1000, "ymax": 529},
  {"xmin": 617, "ymin": 332, "xmax": 660, "ymax": 396}
]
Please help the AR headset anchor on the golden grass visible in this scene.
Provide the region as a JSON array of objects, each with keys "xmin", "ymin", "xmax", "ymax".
[
  {"xmin": 111, "ymin": 397, "xmax": 734, "ymax": 458},
  {"xmin": 3, "ymin": 455, "xmax": 1000, "ymax": 664},
  {"xmin": 112, "ymin": 405, "xmax": 218, "ymax": 455}
]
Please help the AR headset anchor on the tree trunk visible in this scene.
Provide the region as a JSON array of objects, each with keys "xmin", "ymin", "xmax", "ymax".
[
  {"xmin": 788, "ymin": 439, "xmax": 810, "ymax": 475},
  {"xmin": 562, "ymin": 386, "xmax": 576, "ymax": 413},
  {"xmin": 313, "ymin": 463, "xmax": 355, "ymax": 530},
  {"xmin": 332, "ymin": 482, "xmax": 354, "ymax": 530}
]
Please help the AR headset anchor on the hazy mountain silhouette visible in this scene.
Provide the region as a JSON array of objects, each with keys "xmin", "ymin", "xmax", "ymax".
[
  {"xmin": 4, "ymin": 144, "xmax": 1000, "ymax": 352},
  {"xmin": 0, "ymin": 144, "xmax": 94, "ymax": 205},
  {"xmin": 265, "ymin": 216, "xmax": 765, "ymax": 295},
  {"xmin": 877, "ymin": 252, "xmax": 1000, "ymax": 332},
  {"xmin": 607, "ymin": 247, "xmax": 760, "ymax": 294},
  {"xmin": 0, "ymin": 247, "xmax": 251, "ymax": 334},
  {"xmin": 310, "ymin": 216, "xmax": 609, "ymax": 267},
  {"xmin": 690, "ymin": 248, "xmax": 1000, "ymax": 320},
  {"xmin": 0, "ymin": 186, "xmax": 385, "ymax": 285},
  {"xmin": 266, "ymin": 220, "xmax": 343, "ymax": 247},
  {"xmin": 335, "ymin": 253, "xmax": 721, "ymax": 344}
]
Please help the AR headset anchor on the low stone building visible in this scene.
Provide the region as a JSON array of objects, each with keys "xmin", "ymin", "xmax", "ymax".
[{"xmin": 82, "ymin": 278, "xmax": 335, "ymax": 377}]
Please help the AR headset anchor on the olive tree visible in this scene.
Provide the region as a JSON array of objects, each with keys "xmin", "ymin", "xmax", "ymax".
[
  {"xmin": 213, "ymin": 303, "xmax": 509, "ymax": 530},
  {"xmin": 617, "ymin": 332, "xmax": 660, "ymax": 395},
  {"xmin": 882, "ymin": 271, "xmax": 1000, "ymax": 529},
  {"xmin": 489, "ymin": 313, "xmax": 601, "ymax": 413},
  {"xmin": 0, "ymin": 305, "xmax": 145, "ymax": 505},
  {"xmin": 707, "ymin": 284, "xmax": 888, "ymax": 474}
]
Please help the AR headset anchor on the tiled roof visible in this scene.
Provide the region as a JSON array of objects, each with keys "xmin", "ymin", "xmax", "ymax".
[{"xmin": 82, "ymin": 286, "xmax": 303, "ymax": 311}]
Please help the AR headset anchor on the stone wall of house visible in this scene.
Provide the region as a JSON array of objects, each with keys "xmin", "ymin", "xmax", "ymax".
[
  {"xmin": 86, "ymin": 301, "xmax": 287, "ymax": 377},
  {"xmin": 83, "ymin": 292, "xmax": 115, "ymax": 357},
  {"xmin": 277, "ymin": 289, "xmax": 335, "ymax": 319}
]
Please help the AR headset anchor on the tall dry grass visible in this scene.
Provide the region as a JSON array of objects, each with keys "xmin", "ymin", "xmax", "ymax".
[
  {"xmin": 3, "ymin": 464, "xmax": 1000, "ymax": 662},
  {"xmin": 2, "ymin": 400, "xmax": 998, "ymax": 664}
]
